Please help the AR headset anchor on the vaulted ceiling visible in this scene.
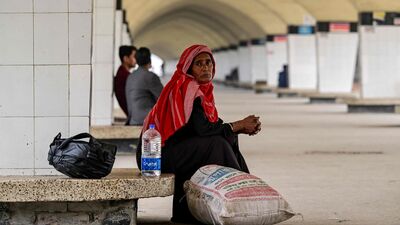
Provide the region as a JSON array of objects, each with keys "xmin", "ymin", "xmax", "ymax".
[{"xmin": 122, "ymin": 0, "xmax": 400, "ymax": 59}]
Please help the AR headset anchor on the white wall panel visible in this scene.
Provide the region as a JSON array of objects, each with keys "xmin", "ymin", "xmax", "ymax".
[
  {"xmin": 266, "ymin": 42, "xmax": 287, "ymax": 87},
  {"xmin": 69, "ymin": 13, "xmax": 92, "ymax": 64},
  {"xmin": 92, "ymin": 64, "xmax": 113, "ymax": 91},
  {"xmin": 317, "ymin": 33, "xmax": 358, "ymax": 93},
  {"xmin": 0, "ymin": 118, "xmax": 34, "ymax": 169},
  {"xmin": 70, "ymin": 65, "xmax": 91, "ymax": 116},
  {"xmin": 0, "ymin": 66, "xmax": 33, "ymax": 116},
  {"xmin": 250, "ymin": 44, "xmax": 267, "ymax": 83},
  {"xmin": 0, "ymin": 14, "xmax": 33, "ymax": 65},
  {"xmin": 228, "ymin": 49, "xmax": 239, "ymax": 75},
  {"xmin": 70, "ymin": 117, "xmax": 90, "ymax": 135},
  {"xmin": 360, "ymin": 26, "xmax": 400, "ymax": 98},
  {"xmin": 114, "ymin": 10, "xmax": 123, "ymax": 74},
  {"xmin": 34, "ymin": 0, "xmax": 67, "ymax": 13},
  {"xmin": 69, "ymin": 0, "xmax": 92, "ymax": 12},
  {"xmin": 0, "ymin": 0, "xmax": 93, "ymax": 175},
  {"xmin": 34, "ymin": 66, "xmax": 69, "ymax": 117},
  {"xmin": 91, "ymin": 90, "xmax": 113, "ymax": 125},
  {"xmin": 288, "ymin": 35, "xmax": 317, "ymax": 89},
  {"xmin": 238, "ymin": 45, "xmax": 251, "ymax": 83},
  {"xmin": 0, "ymin": 0, "xmax": 32, "ymax": 13},
  {"xmin": 94, "ymin": 8, "xmax": 114, "ymax": 35},
  {"xmin": 122, "ymin": 23, "xmax": 131, "ymax": 45},
  {"xmin": 34, "ymin": 14, "xmax": 68, "ymax": 64}
]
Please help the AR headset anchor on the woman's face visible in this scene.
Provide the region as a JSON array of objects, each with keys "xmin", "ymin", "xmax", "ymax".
[{"xmin": 190, "ymin": 53, "xmax": 213, "ymax": 84}]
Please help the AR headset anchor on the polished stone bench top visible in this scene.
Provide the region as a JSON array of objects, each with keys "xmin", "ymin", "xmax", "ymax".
[
  {"xmin": 0, "ymin": 168, "xmax": 174, "ymax": 202},
  {"xmin": 90, "ymin": 125, "xmax": 142, "ymax": 139}
]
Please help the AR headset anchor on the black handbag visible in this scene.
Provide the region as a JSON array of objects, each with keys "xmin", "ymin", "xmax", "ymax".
[{"xmin": 48, "ymin": 132, "xmax": 117, "ymax": 179}]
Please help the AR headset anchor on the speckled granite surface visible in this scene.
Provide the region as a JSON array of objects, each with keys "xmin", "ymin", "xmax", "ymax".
[
  {"xmin": 0, "ymin": 168, "xmax": 174, "ymax": 202},
  {"xmin": 90, "ymin": 126, "xmax": 142, "ymax": 139}
]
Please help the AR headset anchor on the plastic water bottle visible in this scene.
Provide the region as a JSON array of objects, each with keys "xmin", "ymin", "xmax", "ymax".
[{"xmin": 141, "ymin": 124, "xmax": 161, "ymax": 177}]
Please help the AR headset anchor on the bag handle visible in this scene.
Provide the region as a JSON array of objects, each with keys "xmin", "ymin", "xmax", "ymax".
[{"xmin": 58, "ymin": 132, "xmax": 96, "ymax": 149}]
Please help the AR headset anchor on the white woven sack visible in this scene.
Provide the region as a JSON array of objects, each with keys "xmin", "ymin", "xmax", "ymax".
[{"xmin": 184, "ymin": 165, "xmax": 295, "ymax": 225}]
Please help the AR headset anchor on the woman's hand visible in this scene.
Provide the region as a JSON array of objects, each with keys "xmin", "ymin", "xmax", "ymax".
[{"xmin": 231, "ymin": 115, "xmax": 261, "ymax": 135}]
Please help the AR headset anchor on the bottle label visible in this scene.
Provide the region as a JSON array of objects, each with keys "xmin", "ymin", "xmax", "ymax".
[{"xmin": 141, "ymin": 157, "xmax": 161, "ymax": 171}]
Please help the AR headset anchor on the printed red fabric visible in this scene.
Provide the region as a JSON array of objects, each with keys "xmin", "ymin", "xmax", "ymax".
[{"xmin": 143, "ymin": 45, "xmax": 218, "ymax": 146}]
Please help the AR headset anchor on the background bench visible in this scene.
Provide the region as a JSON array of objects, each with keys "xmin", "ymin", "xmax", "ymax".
[{"xmin": 90, "ymin": 125, "xmax": 142, "ymax": 154}]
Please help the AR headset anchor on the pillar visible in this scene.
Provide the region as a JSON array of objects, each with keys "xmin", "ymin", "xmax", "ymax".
[
  {"xmin": 91, "ymin": 0, "xmax": 116, "ymax": 125},
  {"xmin": 249, "ymin": 38, "xmax": 267, "ymax": 84},
  {"xmin": 316, "ymin": 22, "xmax": 358, "ymax": 93},
  {"xmin": 227, "ymin": 45, "xmax": 239, "ymax": 81},
  {"xmin": 0, "ymin": 0, "xmax": 93, "ymax": 175},
  {"xmin": 266, "ymin": 35, "xmax": 288, "ymax": 87},
  {"xmin": 164, "ymin": 59, "xmax": 178, "ymax": 77},
  {"xmin": 219, "ymin": 48, "xmax": 230, "ymax": 81},
  {"xmin": 238, "ymin": 40, "xmax": 252, "ymax": 84},
  {"xmin": 287, "ymin": 25, "xmax": 317, "ymax": 89},
  {"xmin": 114, "ymin": 9, "xmax": 123, "ymax": 75},
  {"xmin": 122, "ymin": 23, "xmax": 132, "ymax": 45},
  {"xmin": 359, "ymin": 12, "xmax": 400, "ymax": 98},
  {"xmin": 213, "ymin": 49, "xmax": 222, "ymax": 80}
]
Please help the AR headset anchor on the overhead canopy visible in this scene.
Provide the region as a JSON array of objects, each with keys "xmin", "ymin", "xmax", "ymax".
[{"xmin": 123, "ymin": 0, "xmax": 400, "ymax": 59}]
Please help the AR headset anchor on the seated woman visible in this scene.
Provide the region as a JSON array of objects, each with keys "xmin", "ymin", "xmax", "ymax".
[{"xmin": 136, "ymin": 44, "xmax": 261, "ymax": 224}]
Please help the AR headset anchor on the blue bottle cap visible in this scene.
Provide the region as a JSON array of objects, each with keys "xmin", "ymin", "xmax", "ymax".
[{"xmin": 149, "ymin": 124, "xmax": 155, "ymax": 129}]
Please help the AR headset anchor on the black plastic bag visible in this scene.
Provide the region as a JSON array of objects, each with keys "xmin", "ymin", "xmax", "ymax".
[{"xmin": 48, "ymin": 132, "xmax": 117, "ymax": 179}]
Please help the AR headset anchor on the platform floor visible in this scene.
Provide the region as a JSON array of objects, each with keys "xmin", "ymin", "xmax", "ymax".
[{"xmin": 114, "ymin": 84, "xmax": 400, "ymax": 225}]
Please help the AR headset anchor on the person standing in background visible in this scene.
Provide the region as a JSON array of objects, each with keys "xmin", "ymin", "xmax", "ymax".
[
  {"xmin": 126, "ymin": 47, "xmax": 163, "ymax": 125},
  {"xmin": 114, "ymin": 45, "xmax": 137, "ymax": 119}
]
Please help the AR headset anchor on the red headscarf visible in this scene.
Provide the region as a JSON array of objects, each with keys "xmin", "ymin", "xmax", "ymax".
[{"xmin": 143, "ymin": 44, "xmax": 218, "ymax": 146}]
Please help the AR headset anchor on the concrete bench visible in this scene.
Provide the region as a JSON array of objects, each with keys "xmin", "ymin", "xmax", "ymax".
[
  {"xmin": 274, "ymin": 88, "xmax": 316, "ymax": 98},
  {"xmin": 302, "ymin": 92, "xmax": 358, "ymax": 104},
  {"xmin": 253, "ymin": 81, "xmax": 276, "ymax": 94},
  {"xmin": 0, "ymin": 168, "xmax": 174, "ymax": 225},
  {"xmin": 345, "ymin": 98, "xmax": 400, "ymax": 113},
  {"xmin": 90, "ymin": 125, "xmax": 142, "ymax": 153}
]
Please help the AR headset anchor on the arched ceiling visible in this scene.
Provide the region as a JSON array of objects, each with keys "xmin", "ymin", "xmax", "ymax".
[
  {"xmin": 297, "ymin": 0, "xmax": 358, "ymax": 21},
  {"xmin": 350, "ymin": 0, "xmax": 400, "ymax": 11},
  {"xmin": 122, "ymin": 0, "xmax": 399, "ymax": 59}
]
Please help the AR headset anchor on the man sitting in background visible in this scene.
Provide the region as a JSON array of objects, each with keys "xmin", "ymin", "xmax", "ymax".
[
  {"xmin": 125, "ymin": 47, "xmax": 163, "ymax": 125},
  {"xmin": 114, "ymin": 45, "xmax": 137, "ymax": 119}
]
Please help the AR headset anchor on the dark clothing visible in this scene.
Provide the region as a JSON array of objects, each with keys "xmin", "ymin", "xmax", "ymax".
[
  {"xmin": 114, "ymin": 65, "xmax": 130, "ymax": 116},
  {"xmin": 278, "ymin": 66, "xmax": 289, "ymax": 88},
  {"xmin": 126, "ymin": 67, "xmax": 163, "ymax": 125},
  {"xmin": 136, "ymin": 98, "xmax": 249, "ymax": 223}
]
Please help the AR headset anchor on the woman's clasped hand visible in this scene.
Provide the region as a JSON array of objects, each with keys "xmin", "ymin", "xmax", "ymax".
[{"xmin": 231, "ymin": 115, "xmax": 261, "ymax": 135}]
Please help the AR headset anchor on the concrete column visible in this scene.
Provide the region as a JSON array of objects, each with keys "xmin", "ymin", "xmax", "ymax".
[
  {"xmin": 359, "ymin": 12, "xmax": 400, "ymax": 98},
  {"xmin": 238, "ymin": 41, "xmax": 252, "ymax": 84},
  {"xmin": 113, "ymin": 10, "xmax": 123, "ymax": 75},
  {"xmin": 213, "ymin": 49, "xmax": 222, "ymax": 80},
  {"xmin": 227, "ymin": 45, "xmax": 239, "ymax": 81},
  {"xmin": 164, "ymin": 59, "xmax": 178, "ymax": 77},
  {"xmin": 91, "ymin": 0, "xmax": 116, "ymax": 125},
  {"xmin": 122, "ymin": 23, "xmax": 132, "ymax": 45},
  {"xmin": 249, "ymin": 39, "xmax": 267, "ymax": 84},
  {"xmin": 0, "ymin": 0, "xmax": 93, "ymax": 175},
  {"xmin": 266, "ymin": 35, "xmax": 288, "ymax": 87},
  {"xmin": 112, "ymin": 9, "xmax": 123, "ymax": 110},
  {"xmin": 218, "ymin": 48, "xmax": 229, "ymax": 81},
  {"xmin": 220, "ymin": 47, "xmax": 232, "ymax": 81},
  {"xmin": 287, "ymin": 25, "xmax": 317, "ymax": 90},
  {"xmin": 316, "ymin": 22, "xmax": 358, "ymax": 93}
]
